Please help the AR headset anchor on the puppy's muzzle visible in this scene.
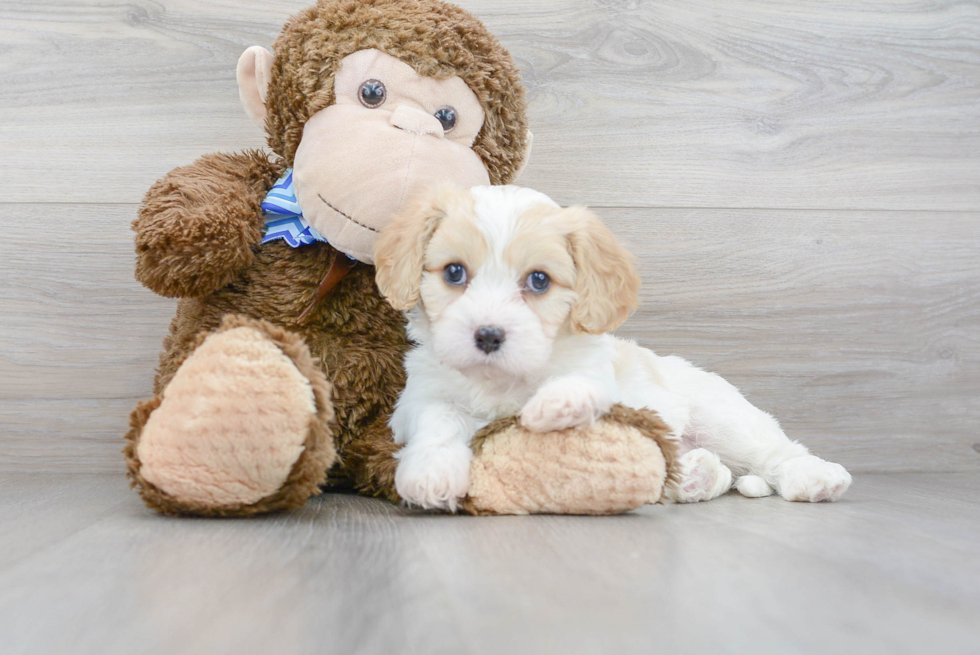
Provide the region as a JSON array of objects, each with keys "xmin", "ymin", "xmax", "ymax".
[{"xmin": 475, "ymin": 325, "xmax": 506, "ymax": 354}]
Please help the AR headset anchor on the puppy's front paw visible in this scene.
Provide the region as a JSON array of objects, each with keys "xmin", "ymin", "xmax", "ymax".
[
  {"xmin": 395, "ymin": 442, "xmax": 472, "ymax": 512},
  {"xmin": 520, "ymin": 378, "xmax": 609, "ymax": 433},
  {"xmin": 774, "ymin": 455, "xmax": 852, "ymax": 502}
]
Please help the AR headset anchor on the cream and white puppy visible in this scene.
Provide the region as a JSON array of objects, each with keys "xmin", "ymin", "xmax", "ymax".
[{"xmin": 375, "ymin": 185, "xmax": 851, "ymax": 511}]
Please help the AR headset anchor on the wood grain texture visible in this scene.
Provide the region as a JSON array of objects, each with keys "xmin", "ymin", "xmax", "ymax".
[
  {"xmin": 0, "ymin": 472, "xmax": 978, "ymax": 654},
  {"xmin": 1, "ymin": 204, "xmax": 977, "ymax": 473},
  {"xmin": 1, "ymin": 1, "xmax": 978, "ymax": 474},
  {"xmin": 0, "ymin": 0, "xmax": 978, "ymax": 208},
  {"xmin": 0, "ymin": 203, "xmax": 174, "ymax": 473},
  {"xmin": 604, "ymin": 207, "xmax": 980, "ymax": 472},
  {"xmin": 1, "ymin": 3, "xmax": 978, "ymax": 650}
]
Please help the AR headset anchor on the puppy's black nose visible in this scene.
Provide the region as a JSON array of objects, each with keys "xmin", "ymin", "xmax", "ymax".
[{"xmin": 474, "ymin": 326, "xmax": 505, "ymax": 354}]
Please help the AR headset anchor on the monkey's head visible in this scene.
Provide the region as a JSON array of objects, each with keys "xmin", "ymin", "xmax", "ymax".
[{"xmin": 236, "ymin": 0, "xmax": 530, "ymax": 263}]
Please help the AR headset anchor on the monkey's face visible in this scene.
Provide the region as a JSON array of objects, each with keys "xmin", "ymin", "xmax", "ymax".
[
  {"xmin": 293, "ymin": 50, "xmax": 490, "ymax": 263},
  {"xmin": 239, "ymin": 48, "xmax": 492, "ymax": 264}
]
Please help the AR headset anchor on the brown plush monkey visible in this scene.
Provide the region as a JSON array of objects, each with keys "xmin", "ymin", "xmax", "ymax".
[{"xmin": 124, "ymin": 0, "xmax": 674, "ymax": 517}]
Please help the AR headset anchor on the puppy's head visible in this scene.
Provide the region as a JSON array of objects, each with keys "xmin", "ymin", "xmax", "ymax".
[{"xmin": 375, "ymin": 184, "xmax": 639, "ymax": 377}]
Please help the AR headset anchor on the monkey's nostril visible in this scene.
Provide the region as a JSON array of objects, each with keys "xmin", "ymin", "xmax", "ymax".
[{"xmin": 474, "ymin": 326, "xmax": 505, "ymax": 354}]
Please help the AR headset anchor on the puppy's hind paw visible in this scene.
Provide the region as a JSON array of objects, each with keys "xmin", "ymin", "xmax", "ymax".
[
  {"xmin": 735, "ymin": 475, "xmax": 774, "ymax": 498},
  {"xmin": 665, "ymin": 448, "xmax": 733, "ymax": 503},
  {"xmin": 774, "ymin": 456, "xmax": 852, "ymax": 502}
]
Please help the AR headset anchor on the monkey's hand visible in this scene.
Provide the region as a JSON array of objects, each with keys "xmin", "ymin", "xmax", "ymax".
[{"xmin": 133, "ymin": 150, "xmax": 283, "ymax": 298}]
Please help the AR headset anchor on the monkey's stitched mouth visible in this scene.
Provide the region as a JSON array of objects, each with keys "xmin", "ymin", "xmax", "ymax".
[{"xmin": 317, "ymin": 194, "xmax": 378, "ymax": 233}]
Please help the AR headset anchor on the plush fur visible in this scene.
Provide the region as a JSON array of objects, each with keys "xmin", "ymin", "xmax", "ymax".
[
  {"xmin": 375, "ymin": 185, "xmax": 853, "ymax": 511},
  {"xmin": 137, "ymin": 324, "xmax": 319, "ymax": 506},
  {"xmin": 464, "ymin": 406, "xmax": 678, "ymax": 516},
  {"xmin": 126, "ymin": 0, "xmax": 679, "ymax": 517},
  {"xmin": 264, "ymin": 0, "xmax": 528, "ymax": 183},
  {"xmin": 127, "ymin": 201, "xmax": 414, "ymax": 512},
  {"xmin": 125, "ymin": 0, "xmax": 530, "ymax": 515},
  {"xmin": 133, "ymin": 150, "xmax": 281, "ymax": 299},
  {"xmin": 124, "ymin": 315, "xmax": 336, "ymax": 517}
]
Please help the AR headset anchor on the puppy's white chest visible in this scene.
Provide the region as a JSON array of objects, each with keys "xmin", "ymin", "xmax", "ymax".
[{"xmin": 458, "ymin": 378, "xmax": 535, "ymax": 423}]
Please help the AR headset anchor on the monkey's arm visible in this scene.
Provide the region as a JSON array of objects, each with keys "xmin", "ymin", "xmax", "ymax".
[{"xmin": 133, "ymin": 150, "xmax": 283, "ymax": 298}]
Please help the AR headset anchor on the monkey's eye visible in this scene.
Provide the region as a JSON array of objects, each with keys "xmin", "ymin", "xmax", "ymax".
[
  {"xmin": 434, "ymin": 106, "xmax": 457, "ymax": 132},
  {"xmin": 525, "ymin": 271, "xmax": 551, "ymax": 294},
  {"xmin": 443, "ymin": 263, "xmax": 467, "ymax": 286},
  {"xmin": 359, "ymin": 79, "xmax": 386, "ymax": 108}
]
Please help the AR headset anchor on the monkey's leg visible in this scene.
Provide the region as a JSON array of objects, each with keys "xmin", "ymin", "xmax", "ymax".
[
  {"xmin": 341, "ymin": 417, "xmax": 402, "ymax": 503},
  {"xmin": 462, "ymin": 406, "xmax": 678, "ymax": 516},
  {"xmin": 344, "ymin": 406, "xmax": 679, "ymax": 515},
  {"xmin": 124, "ymin": 316, "xmax": 335, "ymax": 517}
]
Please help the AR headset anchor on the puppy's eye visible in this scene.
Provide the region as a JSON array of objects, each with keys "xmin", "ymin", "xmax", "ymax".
[
  {"xmin": 443, "ymin": 263, "xmax": 467, "ymax": 286},
  {"xmin": 525, "ymin": 271, "xmax": 551, "ymax": 294},
  {"xmin": 434, "ymin": 106, "xmax": 457, "ymax": 132},
  {"xmin": 359, "ymin": 79, "xmax": 386, "ymax": 108}
]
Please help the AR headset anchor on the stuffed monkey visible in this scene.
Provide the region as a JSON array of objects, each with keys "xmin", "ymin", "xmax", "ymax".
[{"xmin": 124, "ymin": 0, "xmax": 674, "ymax": 517}]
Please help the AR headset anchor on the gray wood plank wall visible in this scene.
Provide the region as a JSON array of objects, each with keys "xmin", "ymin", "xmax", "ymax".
[{"xmin": 1, "ymin": 0, "xmax": 978, "ymax": 474}]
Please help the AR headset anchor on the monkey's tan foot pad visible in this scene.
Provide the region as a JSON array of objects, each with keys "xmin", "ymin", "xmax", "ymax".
[
  {"xmin": 124, "ymin": 316, "xmax": 335, "ymax": 517},
  {"xmin": 462, "ymin": 405, "xmax": 679, "ymax": 516}
]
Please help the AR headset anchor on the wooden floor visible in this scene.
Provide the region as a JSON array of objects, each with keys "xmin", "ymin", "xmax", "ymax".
[
  {"xmin": 1, "ymin": 0, "xmax": 978, "ymax": 475},
  {"xmin": 0, "ymin": 472, "xmax": 977, "ymax": 655},
  {"xmin": 1, "ymin": 2, "xmax": 979, "ymax": 653}
]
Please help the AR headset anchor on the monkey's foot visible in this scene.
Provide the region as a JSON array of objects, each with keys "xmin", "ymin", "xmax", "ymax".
[
  {"xmin": 124, "ymin": 316, "xmax": 335, "ymax": 516},
  {"xmin": 463, "ymin": 405, "xmax": 678, "ymax": 515}
]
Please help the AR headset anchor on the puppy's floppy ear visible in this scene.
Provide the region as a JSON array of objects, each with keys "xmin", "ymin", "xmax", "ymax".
[
  {"xmin": 375, "ymin": 186, "xmax": 455, "ymax": 310},
  {"xmin": 566, "ymin": 207, "xmax": 640, "ymax": 334}
]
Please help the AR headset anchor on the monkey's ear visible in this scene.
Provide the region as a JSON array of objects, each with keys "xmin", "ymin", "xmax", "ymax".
[
  {"xmin": 513, "ymin": 130, "xmax": 534, "ymax": 181},
  {"xmin": 237, "ymin": 46, "xmax": 274, "ymax": 129}
]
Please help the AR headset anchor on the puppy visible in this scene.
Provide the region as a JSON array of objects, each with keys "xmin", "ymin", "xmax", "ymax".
[{"xmin": 375, "ymin": 184, "xmax": 852, "ymax": 511}]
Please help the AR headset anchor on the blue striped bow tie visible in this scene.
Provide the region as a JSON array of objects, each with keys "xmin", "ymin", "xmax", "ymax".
[{"xmin": 261, "ymin": 169, "xmax": 329, "ymax": 248}]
